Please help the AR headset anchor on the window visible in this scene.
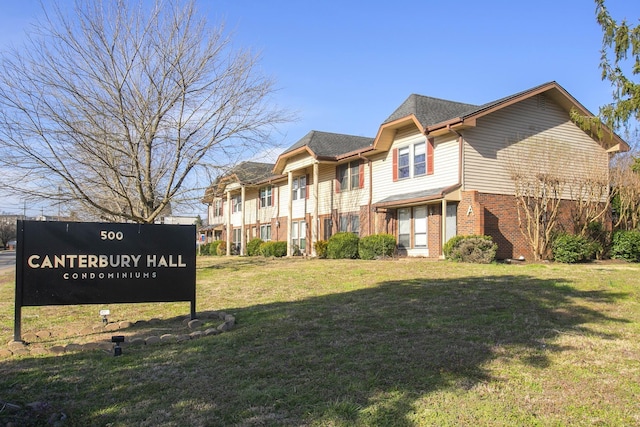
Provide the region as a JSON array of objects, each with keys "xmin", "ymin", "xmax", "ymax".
[
  {"xmin": 413, "ymin": 206, "xmax": 427, "ymax": 247},
  {"xmin": 414, "ymin": 142, "xmax": 426, "ymax": 176},
  {"xmin": 339, "ymin": 213, "xmax": 360, "ymax": 235},
  {"xmin": 394, "ymin": 139, "xmax": 433, "ymax": 180},
  {"xmin": 292, "ymin": 176, "xmax": 306, "ymax": 200},
  {"xmin": 232, "ymin": 228, "xmax": 242, "ymax": 254},
  {"xmin": 259, "ymin": 186, "xmax": 272, "ymax": 208},
  {"xmin": 397, "ymin": 206, "xmax": 429, "ymax": 249},
  {"xmin": 213, "ymin": 199, "xmax": 223, "ymax": 217},
  {"xmin": 291, "ymin": 220, "xmax": 306, "ymax": 253},
  {"xmin": 398, "ymin": 147, "xmax": 410, "ymax": 179},
  {"xmin": 336, "ymin": 160, "xmax": 363, "ymax": 192},
  {"xmin": 323, "ymin": 218, "xmax": 333, "ymax": 240},
  {"xmin": 260, "ymin": 224, "xmax": 271, "ymax": 241},
  {"xmin": 232, "ymin": 195, "xmax": 242, "ymax": 213},
  {"xmin": 398, "ymin": 208, "xmax": 411, "ymax": 248}
]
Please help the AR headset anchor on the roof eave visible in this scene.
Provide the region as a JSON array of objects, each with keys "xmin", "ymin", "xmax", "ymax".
[{"xmin": 372, "ymin": 115, "xmax": 425, "ymax": 152}]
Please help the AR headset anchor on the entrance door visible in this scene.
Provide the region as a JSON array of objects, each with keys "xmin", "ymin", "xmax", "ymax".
[{"xmin": 445, "ymin": 204, "xmax": 457, "ymax": 243}]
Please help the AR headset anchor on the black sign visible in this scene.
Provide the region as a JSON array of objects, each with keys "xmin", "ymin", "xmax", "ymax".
[{"xmin": 16, "ymin": 221, "xmax": 196, "ymax": 306}]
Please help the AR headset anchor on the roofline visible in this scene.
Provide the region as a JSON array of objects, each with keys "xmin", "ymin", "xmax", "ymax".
[
  {"xmin": 425, "ymin": 81, "xmax": 629, "ymax": 152},
  {"xmin": 372, "ymin": 114, "xmax": 425, "ymax": 152},
  {"xmin": 372, "ymin": 184, "xmax": 461, "ymax": 209}
]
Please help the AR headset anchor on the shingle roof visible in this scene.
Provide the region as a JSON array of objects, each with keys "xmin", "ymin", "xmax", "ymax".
[
  {"xmin": 228, "ymin": 161, "xmax": 277, "ymax": 184},
  {"xmin": 383, "ymin": 94, "xmax": 479, "ymax": 128},
  {"xmin": 282, "ymin": 130, "xmax": 374, "ymax": 158},
  {"xmin": 384, "ymin": 82, "xmax": 561, "ymax": 129}
]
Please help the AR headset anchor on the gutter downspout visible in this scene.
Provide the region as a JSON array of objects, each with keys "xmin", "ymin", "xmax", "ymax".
[{"xmin": 359, "ymin": 153, "xmax": 373, "ymax": 235}]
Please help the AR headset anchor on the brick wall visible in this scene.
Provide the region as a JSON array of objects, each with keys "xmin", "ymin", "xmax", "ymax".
[{"xmin": 427, "ymin": 204, "xmax": 442, "ymax": 257}]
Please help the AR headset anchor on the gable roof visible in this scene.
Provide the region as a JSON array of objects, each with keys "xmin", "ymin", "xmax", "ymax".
[
  {"xmin": 373, "ymin": 81, "xmax": 629, "ymax": 153},
  {"xmin": 275, "ymin": 130, "xmax": 374, "ymax": 173},
  {"xmin": 202, "ymin": 161, "xmax": 280, "ymax": 202},
  {"xmin": 383, "ymin": 94, "xmax": 479, "ymax": 128}
]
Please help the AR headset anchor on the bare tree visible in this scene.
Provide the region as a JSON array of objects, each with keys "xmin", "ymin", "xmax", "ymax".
[
  {"xmin": 503, "ymin": 138, "xmax": 566, "ymax": 261},
  {"xmin": 567, "ymin": 154, "xmax": 611, "ymax": 237},
  {"xmin": 610, "ymin": 149, "xmax": 640, "ymax": 230},
  {"xmin": 0, "ymin": 0, "xmax": 290, "ymax": 223}
]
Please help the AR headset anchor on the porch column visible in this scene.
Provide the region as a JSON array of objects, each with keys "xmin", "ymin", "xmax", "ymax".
[
  {"xmin": 312, "ymin": 162, "xmax": 319, "ymax": 256},
  {"xmin": 287, "ymin": 171, "xmax": 293, "ymax": 256},
  {"xmin": 226, "ymin": 190, "xmax": 231, "ymax": 256},
  {"xmin": 441, "ymin": 199, "xmax": 447, "ymax": 259},
  {"xmin": 240, "ymin": 185, "xmax": 246, "ymax": 256}
]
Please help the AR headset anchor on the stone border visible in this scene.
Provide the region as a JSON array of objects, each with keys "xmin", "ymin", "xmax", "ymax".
[{"xmin": 2, "ymin": 310, "xmax": 235, "ymax": 358}]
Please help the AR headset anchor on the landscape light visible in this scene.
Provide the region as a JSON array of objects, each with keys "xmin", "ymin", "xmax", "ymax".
[
  {"xmin": 111, "ymin": 335, "xmax": 124, "ymax": 356},
  {"xmin": 100, "ymin": 309, "xmax": 110, "ymax": 325}
]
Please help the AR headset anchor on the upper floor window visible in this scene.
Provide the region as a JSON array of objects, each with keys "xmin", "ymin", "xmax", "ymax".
[
  {"xmin": 414, "ymin": 142, "xmax": 426, "ymax": 176},
  {"xmin": 232, "ymin": 194, "xmax": 242, "ymax": 213},
  {"xmin": 292, "ymin": 176, "xmax": 306, "ymax": 200},
  {"xmin": 398, "ymin": 147, "xmax": 410, "ymax": 179},
  {"xmin": 393, "ymin": 138, "xmax": 433, "ymax": 181},
  {"xmin": 259, "ymin": 185, "xmax": 272, "ymax": 208},
  {"xmin": 213, "ymin": 199, "xmax": 223, "ymax": 217},
  {"xmin": 337, "ymin": 160, "xmax": 363, "ymax": 192}
]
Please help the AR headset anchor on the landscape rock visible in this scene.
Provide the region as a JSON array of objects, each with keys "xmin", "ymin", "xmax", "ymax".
[
  {"xmin": 188, "ymin": 319, "xmax": 203, "ymax": 329},
  {"xmin": 36, "ymin": 330, "xmax": 52, "ymax": 339},
  {"xmin": 145, "ymin": 336, "xmax": 160, "ymax": 345},
  {"xmin": 104, "ymin": 322, "xmax": 120, "ymax": 331}
]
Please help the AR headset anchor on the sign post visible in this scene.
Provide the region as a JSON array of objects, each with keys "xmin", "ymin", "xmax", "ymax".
[{"xmin": 14, "ymin": 220, "xmax": 196, "ymax": 342}]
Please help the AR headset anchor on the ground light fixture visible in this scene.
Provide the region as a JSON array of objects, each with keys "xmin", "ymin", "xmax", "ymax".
[
  {"xmin": 100, "ymin": 309, "xmax": 110, "ymax": 325},
  {"xmin": 112, "ymin": 335, "xmax": 124, "ymax": 356}
]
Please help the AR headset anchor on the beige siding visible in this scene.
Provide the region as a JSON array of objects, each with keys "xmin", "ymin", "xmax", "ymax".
[
  {"xmin": 371, "ymin": 128, "xmax": 460, "ymax": 204},
  {"xmin": 283, "ymin": 153, "xmax": 315, "ymax": 174},
  {"xmin": 462, "ymin": 95, "xmax": 609, "ymax": 196}
]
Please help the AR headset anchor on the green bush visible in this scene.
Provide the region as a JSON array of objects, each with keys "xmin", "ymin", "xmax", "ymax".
[
  {"xmin": 358, "ymin": 234, "xmax": 396, "ymax": 260},
  {"xmin": 260, "ymin": 241, "xmax": 287, "ymax": 257},
  {"xmin": 610, "ymin": 230, "xmax": 640, "ymax": 262},
  {"xmin": 314, "ymin": 240, "xmax": 328, "ymax": 259},
  {"xmin": 443, "ymin": 235, "xmax": 466, "ymax": 259},
  {"xmin": 444, "ymin": 235, "xmax": 497, "ymax": 263},
  {"xmin": 327, "ymin": 232, "xmax": 360, "ymax": 259},
  {"xmin": 198, "ymin": 243, "xmax": 210, "ymax": 256},
  {"xmin": 247, "ymin": 238, "xmax": 264, "ymax": 256},
  {"xmin": 552, "ymin": 233, "xmax": 593, "ymax": 263}
]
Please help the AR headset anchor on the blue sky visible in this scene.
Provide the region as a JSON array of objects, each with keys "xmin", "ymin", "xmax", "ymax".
[{"xmin": 0, "ymin": 0, "xmax": 636, "ymax": 215}]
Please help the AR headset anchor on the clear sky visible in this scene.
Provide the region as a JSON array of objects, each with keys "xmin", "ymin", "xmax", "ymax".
[{"xmin": 0, "ymin": 0, "xmax": 637, "ymax": 216}]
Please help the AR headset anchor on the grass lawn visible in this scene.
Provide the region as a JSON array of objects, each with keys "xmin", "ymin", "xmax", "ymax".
[{"xmin": 1, "ymin": 257, "xmax": 639, "ymax": 426}]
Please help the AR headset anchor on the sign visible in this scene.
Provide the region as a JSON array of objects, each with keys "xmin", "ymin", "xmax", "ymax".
[{"xmin": 14, "ymin": 220, "xmax": 196, "ymax": 341}]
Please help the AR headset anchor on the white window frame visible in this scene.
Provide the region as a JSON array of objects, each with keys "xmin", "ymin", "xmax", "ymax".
[
  {"xmin": 259, "ymin": 185, "xmax": 273, "ymax": 208},
  {"xmin": 337, "ymin": 161, "xmax": 361, "ymax": 192},
  {"xmin": 397, "ymin": 141, "xmax": 428, "ymax": 179},
  {"xmin": 292, "ymin": 176, "xmax": 306, "ymax": 200},
  {"xmin": 260, "ymin": 224, "xmax": 272, "ymax": 241},
  {"xmin": 232, "ymin": 194, "xmax": 242, "ymax": 213}
]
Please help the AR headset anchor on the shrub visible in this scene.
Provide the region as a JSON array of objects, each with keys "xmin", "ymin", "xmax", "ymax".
[
  {"xmin": 443, "ymin": 235, "xmax": 466, "ymax": 259},
  {"xmin": 610, "ymin": 230, "xmax": 640, "ymax": 262},
  {"xmin": 198, "ymin": 243, "xmax": 210, "ymax": 256},
  {"xmin": 314, "ymin": 240, "xmax": 328, "ymax": 259},
  {"xmin": 260, "ymin": 241, "xmax": 287, "ymax": 257},
  {"xmin": 209, "ymin": 240, "xmax": 222, "ymax": 255},
  {"xmin": 358, "ymin": 234, "xmax": 396, "ymax": 260},
  {"xmin": 444, "ymin": 235, "xmax": 497, "ymax": 263},
  {"xmin": 552, "ymin": 233, "xmax": 593, "ymax": 263},
  {"xmin": 327, "ymin": 232, "xmax": 360, "ymax": 259},
  {"xmin": 216, "ymin": 241, "xmax": 229, "ymax": 256},
  {"xmin": 247, "ymin": 238, "xmax": 264, "ymax": 256}
]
